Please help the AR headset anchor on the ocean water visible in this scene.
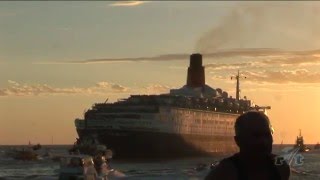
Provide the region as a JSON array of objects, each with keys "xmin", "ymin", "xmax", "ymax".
[{"xmin": 1, "ymin": 145, "xmax": 320, "ymax": 180}]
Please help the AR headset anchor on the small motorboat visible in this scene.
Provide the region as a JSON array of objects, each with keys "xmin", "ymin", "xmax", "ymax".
[
  {"xmin": 6, "ymin": 145, "xmax": 41, "ymax": 161},
  {"xmin": 69, "ymin": 136, "xmax": 109, "ymax": 157},
  {"xmin": 58, "ymin": 154, "xmax": 89, "ymax": 180},
  {"xmin": 58, "ymin": 154, "xmax": 126, "ymax": 180}
]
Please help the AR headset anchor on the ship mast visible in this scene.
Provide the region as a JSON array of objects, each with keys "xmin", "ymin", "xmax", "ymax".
[
  {"xmin": 299, "ymin": 129, "xmax": 302, "ymax": 137},
  {"xmin": 231, "ymin": 70, "xmax": 246, "ymax": 101},
  {"xmin": 236, "ymin": 70, "xmax": 240, "ymax": 101}
]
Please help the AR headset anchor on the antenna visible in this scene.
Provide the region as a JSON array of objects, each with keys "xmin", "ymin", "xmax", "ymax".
[
  {"xmin": 231, "ymin": 70, "xmax": 246, "ymax": 101},
  {"xmin": 299, "ymin": 129, "xmax": 302, "ymax": 137}
]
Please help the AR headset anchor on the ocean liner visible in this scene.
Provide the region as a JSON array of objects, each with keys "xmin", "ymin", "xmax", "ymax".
[{"xmin": 75, "ymin": 53, "xmax": 270, "ymax": 158}]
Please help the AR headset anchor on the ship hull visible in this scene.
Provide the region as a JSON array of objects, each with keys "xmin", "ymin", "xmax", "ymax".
[{"xmin": 76, "ymin": 128, "xmax": 238, "ymax": 159}]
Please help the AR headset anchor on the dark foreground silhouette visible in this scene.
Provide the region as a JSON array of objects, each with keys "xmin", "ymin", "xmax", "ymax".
[{"xmin": 205, "ymin": 111, "xmax": 290, "ymax": 180}]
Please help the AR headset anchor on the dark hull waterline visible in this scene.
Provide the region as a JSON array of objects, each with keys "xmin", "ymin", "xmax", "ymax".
[{"xmin": 77, "ymin": 129, "xmax": 238, "ymax": 159}]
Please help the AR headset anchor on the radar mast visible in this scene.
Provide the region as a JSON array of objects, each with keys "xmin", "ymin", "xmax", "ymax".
[{"xmin": 231, "ymin": 70, "xmax": 246, "ymax": 101}]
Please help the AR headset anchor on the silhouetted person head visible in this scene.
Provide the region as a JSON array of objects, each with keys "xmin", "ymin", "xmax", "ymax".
[
  {"xmin": 205, "ymin": 111, "xmax": 290, "ymax": 180},
  {"xmin": 234, "ymin": 111, "xmax": 273, "ymax": 160}
]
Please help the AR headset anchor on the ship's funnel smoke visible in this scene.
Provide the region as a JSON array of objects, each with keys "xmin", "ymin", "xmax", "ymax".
[
  {"xmin": 186, "ymin": 54, "xmax": 205, "ymax": 87},
  {"xmin": 195, "ymin": 2, "xmax": 320, "ymax": 53}
]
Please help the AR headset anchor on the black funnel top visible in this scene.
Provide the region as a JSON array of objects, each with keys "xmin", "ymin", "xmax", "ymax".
[{"xmin": 186, "ymin": 53, "xmax": 205, "ymax": 87}]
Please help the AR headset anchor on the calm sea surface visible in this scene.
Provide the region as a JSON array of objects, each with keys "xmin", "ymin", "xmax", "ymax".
[{"xmin": 1, "ymin": 145, "xmax": 320, "ymax": 180}]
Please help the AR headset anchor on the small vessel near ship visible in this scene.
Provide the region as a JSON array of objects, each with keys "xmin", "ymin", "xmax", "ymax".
[
  {"xmin": 5, "ymin": 143, "xmax": 42, "ymax": 161},
  {"xmin": 294, "ymin": 129, "xmax": 310, "ymax": 153},
  {"xmin": 69, "ymin": 136, "xmax": 110, "ymax": 157},
  {"xmin": 58, "ymin": 154, "xmax": 125, "ymax": 180},
  {"xmin": 74, "ymin": 53, "xmax": 271, "ymax": 158}
]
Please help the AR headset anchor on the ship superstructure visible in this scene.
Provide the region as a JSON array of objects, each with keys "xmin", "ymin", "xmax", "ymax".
[{"xmin": 75, "ymin": 53, "xmax": 270, "ymax": 158}]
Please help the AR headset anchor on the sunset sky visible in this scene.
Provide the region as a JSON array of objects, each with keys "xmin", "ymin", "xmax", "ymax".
[{"xmin": 1, "ymin": 1, "xmax": 320, "ymax": 145}]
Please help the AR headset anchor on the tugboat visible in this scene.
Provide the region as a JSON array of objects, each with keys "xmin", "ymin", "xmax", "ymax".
[
  {"xmin": 69, "ymin": 135, "xmax": 111, "ymax": 157},
  {"xmin": 293, "ymin": 129, "xmax": 310, "ymax": 153}
]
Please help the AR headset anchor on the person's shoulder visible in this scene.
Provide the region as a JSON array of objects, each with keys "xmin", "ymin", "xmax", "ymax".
[
  {"xmin": 276, "ymin": 161, "xmax": 290, "ymax": 180},
  {"xmin": 205, "ymin": 156, "xmax": 238, "ymax": 180}
]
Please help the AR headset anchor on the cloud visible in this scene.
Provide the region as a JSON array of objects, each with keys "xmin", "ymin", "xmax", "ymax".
[
  {"xmin": 259, "ymin": 54, "xmax": 320, "ymax": 66},
  {"xmin": 0, "ymin": 81, "xmax": 175, "ymax": 97},
  {"xmin": 211, "ymin": 69, "xmax": 320, "ymax": 84},
  {"xmin": 35, "ymin": 48, "xmax": 320, "ymax": 65},
  {"xmin": 111, "ymin": 84, "xmax": 127, "ymax": 91},
  {"xmin": 33, "ymin": 54, "xmax": 188, "ymax": 64},
  {"xmin": 144, "ymin": 84, "xmax": 172, "ymax": 94},
  {"xmin": 77, "ymin": 48, "xmax": 320, "ymax": 65},
  {"xmin": 79, "ymin": 53, "xmax": 189, "ymax": 63},
  {"xmin": 109, "ymin": 1, "xmax": 148, "ymax": 7},
  {"xmin": 0, "ymin": 80, "xmax": 129, "ymax": 97},
  {"xmin": 32, "ymin": 60, "xmax": 134, "ymax": 65},
  {"xmin": 33, "ymin": 47, "xmax": 320, "ymax": 70},
  {"xmin": 203, "ymin": 49, "xmax": 320, "ymax": 70},
  {"xmin": 245, "ymin": 69, "xmax": 320, "ymax": 84},
  {"xmin": 96, "ymin": 82, "xmax": 109, "ymax": 88},
  {"xmin": 205, "ymin": 56, "xmax": 320, "ymax": 71},
  {"xmin": 205, "ymin": 62, "xmax": 254, "ymax": 70}
]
